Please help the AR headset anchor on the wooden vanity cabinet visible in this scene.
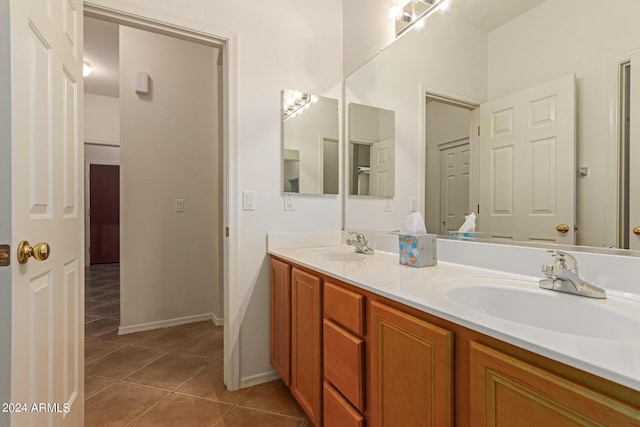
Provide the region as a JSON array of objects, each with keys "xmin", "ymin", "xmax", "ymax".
[
  {"xmin": 323, "ymin": 281, "xmax": 366, "ymax": 424},
  {"xmin": 270, "ymin": 258, "xmax": 291, "ymax": 385},
  {"xmin": 370, "ymin": 300, "xmax": 454, "ymax": 427},
  {"xmin": 270, "ymin": 256, "xmax": 640, "ymax": 427},
  {"xmin": 291, "ymin": 267, "xmax": 323, "ymax": 427},
  {"xmin": 469, "ymin": 341, "xmax": 640, "ymax": 426}
]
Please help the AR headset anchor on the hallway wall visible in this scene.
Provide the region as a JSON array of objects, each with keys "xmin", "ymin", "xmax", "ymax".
[{"xmin": 119, "ymin": 26, "xmax": 220, "ymax": 330}]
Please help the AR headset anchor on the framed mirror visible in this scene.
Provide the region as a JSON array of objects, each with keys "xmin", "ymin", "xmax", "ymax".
[
  {"xmin": 282, "ymin": 89, "xmax": 339, "ymax": 195},
  {"xmin": 348, "ymin": 103, "xmax": 395, "ymax": 197},
  {"xmin": 344, "ymin": 0, "xmax": 640, "ymax": 252}
]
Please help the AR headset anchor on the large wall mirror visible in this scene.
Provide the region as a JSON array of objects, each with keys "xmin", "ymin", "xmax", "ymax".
[
  {"xmin": 344, "ymin": 0, "xmax": 640, "ymax": 252},
  {"xmin": 282, "ymin": 89, "xmax": 339, "ymax": 195},
  {"xmin": 348, "ymin": 103, "xmax": 395, "ymax": 197}
]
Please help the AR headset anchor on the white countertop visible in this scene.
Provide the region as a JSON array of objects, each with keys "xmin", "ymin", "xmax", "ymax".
[{"xmin": 269, "ymin": 244, "xmax": 640, "ymax": 392}]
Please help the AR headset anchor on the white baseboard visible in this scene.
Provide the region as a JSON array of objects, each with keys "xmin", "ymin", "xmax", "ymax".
[
  {"xmin": 118, "ymin": 313, "xmax": 214, "ymax": 335},
  {"xmin": 239, "ymin": 370, "xmax": 280, "ymax": 389},
  {"xmin": 213, "ymin": 313, "xmax": 224, "ymax": 326}
]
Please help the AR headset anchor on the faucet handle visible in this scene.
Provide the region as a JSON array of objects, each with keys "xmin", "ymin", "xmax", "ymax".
[
  {"xmin": 349, "ymin": 232, "xmax": 366, "ymax": 243},
  {"xmin": 547, "ymin": 250, "xmax": 578, "ymax": 272}
]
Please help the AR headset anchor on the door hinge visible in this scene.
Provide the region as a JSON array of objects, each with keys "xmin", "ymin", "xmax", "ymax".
[
  {"xmin": 477, "ymin": 126, "xmax": 480, "ymax": 136},
  {"xmin": 477, "ymin": 204, "xmax": 480, "ymax": 214},
  {"xmin": 225, "ymin": 226, "xmax": 229, "ymax": 237},
  {"xmin": 0, "ymin": 244, "xmax": 10, "ymax": 267}
]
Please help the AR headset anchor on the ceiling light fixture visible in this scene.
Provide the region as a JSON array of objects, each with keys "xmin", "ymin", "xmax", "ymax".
[
  {"xmin": 393, "ymin": 0, "xmax": 453, "ymax": 36},
  {"xmin": 283, "ymin": 91, "xmax": 317, "ymax": 121},
  {"xmin": 83, "ymin": 61, "xmax": 92, "ymax": 77}
]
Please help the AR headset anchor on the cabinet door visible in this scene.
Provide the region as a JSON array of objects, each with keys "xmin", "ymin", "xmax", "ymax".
[
  {"xmin": 291, "ymin": 268, "xmax": 323, "ymax": 426},
  {"xmin": 270, "ymin": 258, "xmax": 291, "ymax": 385},
  {"xmin": 470, "ymin": 341, "xmax": 640, "ymax": 427},
  {"xmin": 370, "ymin": 301, "xmax": 453, "ymax": 427}
]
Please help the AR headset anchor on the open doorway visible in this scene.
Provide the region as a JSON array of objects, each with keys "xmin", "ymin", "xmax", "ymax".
[
  {"xmin": 82, "ymin": 12, "xmax": 227, "ymax": 416},
  {"xmin": 424, "ymin": 94, "xmax": 478, "ymax": 236}
]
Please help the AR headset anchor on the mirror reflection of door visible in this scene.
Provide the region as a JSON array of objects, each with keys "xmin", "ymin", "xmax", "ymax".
[
  {"xmin": 438, "ymin": 140, "xmax": 470, "ymax": 235},
  {"xmin": 348, "ymin": 103, "xmax": 395, "ymax": 197},
  {"xmin": 425, "ymin": 96, "xmax": 476, "ymax": 235},
  {"xmin": 479, "ymin": 74, "xmax": 576, "ymax": 244},
  {"xmin": 90, "ymin": 164, "xmax": 120, "ymax": 264},
  {"xmin": 623, "ymin": 53, "xmax": 640, "ymax": 250}
]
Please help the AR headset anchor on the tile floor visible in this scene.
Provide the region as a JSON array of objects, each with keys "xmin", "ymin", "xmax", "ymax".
[{"xmin": 85, "ymin": 263, "xmax": 310, "ymax": 426}]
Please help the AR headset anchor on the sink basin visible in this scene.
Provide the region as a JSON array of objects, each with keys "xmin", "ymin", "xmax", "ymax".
[
  {"xmin": 432, "ymin": 277, "xmax": 640, "ymax": 341},
  {"xmin": 295, "ymin": 246, "xmax": 370, "ymax": 263}
]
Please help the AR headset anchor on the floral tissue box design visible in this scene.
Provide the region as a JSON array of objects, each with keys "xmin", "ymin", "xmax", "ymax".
[{"xmin": 398, "ymin": 234, "xmax": 437, "ymax": 268}]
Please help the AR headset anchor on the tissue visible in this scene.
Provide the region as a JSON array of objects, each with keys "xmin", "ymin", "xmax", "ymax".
[
  {"xmin": 458, "ymin": 213, "xmax": 476, "ymax": 232},
  {"xmin": 398, "ymin": 212, "xmax": 437, "ymax": 268}
]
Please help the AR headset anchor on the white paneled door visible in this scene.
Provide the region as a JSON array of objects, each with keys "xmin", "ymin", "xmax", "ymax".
[
  {"xmin": 439, "ymin": 140, "xmax": 470, "ymax": 235},
  {"xmin": 10, "ymin": 0, "xmax": 84, "ymax": 425},
  {"xmin": 479, "ymin": 74, "xmax": 576, "ymax": 244},
  {"xmin": 629, "ymin": 53, "xmax": 640, "ymax": 250}
]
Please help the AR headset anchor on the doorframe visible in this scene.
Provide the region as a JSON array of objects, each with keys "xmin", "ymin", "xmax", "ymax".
[
  {"xmin": 84, "ymin": 154, "xmax": 120, "ymax": 266},
  {"xmin": 84, "ymin": 1, "xmax": 240, "ymax": 391},
  {"xmin": 605, "ymin": 49, "xmax": 640, "ymax": 249}
]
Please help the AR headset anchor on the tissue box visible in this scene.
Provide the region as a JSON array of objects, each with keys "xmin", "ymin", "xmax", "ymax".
[
  {"xmin": 447, "ymin": 231, "xmax": 487, "ymax": 240},
  {"xmin": 399, "ymin": 234, "xmax": 437, "ymax": 268}
]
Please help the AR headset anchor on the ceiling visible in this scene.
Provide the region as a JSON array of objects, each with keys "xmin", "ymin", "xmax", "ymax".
[
  {"xmin": 448, "ymin": 0, "xmax": 547, "ymax": 32},
  {"xmin": 84, "ymin": 17, "xmax": 119, "ymax": 97}
]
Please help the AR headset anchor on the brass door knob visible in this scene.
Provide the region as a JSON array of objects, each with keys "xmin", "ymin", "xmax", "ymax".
[
  {"xmin": 556, "ymin": 224, "xmax": 570, "ymax": 233},
  {"xmin": 17, "ymin": 241, "xmax": 50, "ymax": 264},
  {"xmin": 634, "ymin": 226, "xmax": 640, "ymax": 236}
]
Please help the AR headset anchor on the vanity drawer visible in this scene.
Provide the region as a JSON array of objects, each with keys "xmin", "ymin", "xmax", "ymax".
[
  {"xmin": 324, "ymin": 281, "xmax": 365, "ymax": 336},
  {"xmin": 324, "ymin": 382, "xmax": 365, "ymax": 427},
  {"xmin": 323, "ymin": 319, "xmax": 365, "ymax": 411}
]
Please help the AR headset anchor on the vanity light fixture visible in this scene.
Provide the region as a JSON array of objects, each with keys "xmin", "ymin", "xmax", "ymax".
[
  {"xmin": 83, "ymin": 61, "xmax": 92, "ymax": 77},
  {"xmin": 391, "ymin": 0, "xmax": 453, "ymax": 36},
  {"xmin": 283, "ymin": 91, "xmax": 317, "ymax": 121}
]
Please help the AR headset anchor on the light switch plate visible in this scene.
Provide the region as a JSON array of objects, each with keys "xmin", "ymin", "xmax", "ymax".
[
  {"xmin": 284, "ymin": 194, "xmax": 295, "ymax": 211},
  {"xmin": 243, "ymin": 191, "xmax": 256, "ymax": 211},
  {"xmin": 384, "ymin": 199, "xmax": 392, "ymax": 212},
  {"xmin": 175, "ymin": 199, "xmax": 184, "ymax": 212},
  {"xmin": 409, "ymin": 196, "xmax": 418, "ymax": 212}
]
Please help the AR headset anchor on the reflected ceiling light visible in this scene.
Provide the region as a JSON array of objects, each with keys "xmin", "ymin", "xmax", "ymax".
[
  {"xmin": 392, "ymin": 0, "xmax": 453, "ymax": 36},
  {"xmin": 283, "ymin": 91, "xmax": 317, "ymax": 121},
  {"xmin": 83, "ymin": 61, "xmax": 92, "ymax": 77}
]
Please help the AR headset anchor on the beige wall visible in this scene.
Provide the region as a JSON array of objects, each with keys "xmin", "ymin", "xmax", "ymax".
[
  {"xmin": 85, "ymin": 93, "xmax": 120, "ymax": 145},
  {"xmin": 119, "ymin": 25, "xmax": 220, "ymax": 329}
]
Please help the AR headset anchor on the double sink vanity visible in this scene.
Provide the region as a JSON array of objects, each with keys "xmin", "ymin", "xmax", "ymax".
[{"xmin": 268, "ymin": 232, "xmax": 640, "ymax": 426}]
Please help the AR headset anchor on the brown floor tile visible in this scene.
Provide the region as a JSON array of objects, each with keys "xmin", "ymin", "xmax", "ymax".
[
  {"xmin": 85, "ymin": 318, "xmax": 120, "ymax": 338},
  {"xmin": 217, "ymin": 407, "xmax": 304, "ymax": 427},
  {"xmin": 85, "ymin": 345, "xmax": 165, "ymax": 380},
  {"xmin": 129, "ymin": 394, "xmax": 232, "ymax": 427},
  {"xmin": 86, "ymin": 302, "xmax": 120, "ymax": 318},
  {"xmin": 85, "ymin": 338, "xmax": 125, "ymax": 363},
  {"xmin": 85, "ymin": 376, "xmax": 115, "ymax": 400},
  {"xmin": 135, "ymin": 327, "xmax": 204, "ymax": 351},
  {"xmin": 93, "ymin": 327, "xmax": 161, "ymax": 345},
  {"xmin": 237, "ymin": 380, "xmax": 306, "ymax": 418},
  {"xmin": 85, "ymin": 299, "xmax": 110, "ymax": 310},
  {"xmin": 124, "ymin": 353, "xmax": 212, "ymax": 391},
  {"xmin": 85, "ymin": 314, "xmax": 100, "ymax": 324},
  {"xmin": 177, "ymin": 359, "xmax": 248, "ymax": 404},
  {"xmin": 179, "ymin": 328, "xmax": 223, "ymax": 358},
  {"xmin": 176, "ymin": 320, "xmax": 217, "ymax": 331},
  {"xmin": 85, "ymin": 382, "xmax": 168, "ymax": 427}
]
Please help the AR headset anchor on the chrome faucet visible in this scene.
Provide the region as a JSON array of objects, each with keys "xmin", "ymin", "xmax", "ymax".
[
  {"xmin": 539, "ymin": 250, "xmax": 606, "ymax": 299},
  {"xmin": 346, "ymin": 232, "xmax": 375, "ymax": 254}
]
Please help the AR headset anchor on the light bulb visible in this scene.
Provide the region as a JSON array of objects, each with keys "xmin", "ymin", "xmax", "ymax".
[
  {"xmin": 438, "ymin": 0, "xmax": 452, "ymax": 13},
  {"xmin": 83, "ymin": 61, "xmax": 92, "ymax": 77},
  {"xmin": 387, "ymin": 4, "xmax": 403, "ymax": 21}
]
